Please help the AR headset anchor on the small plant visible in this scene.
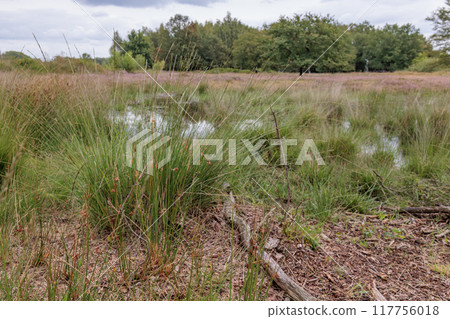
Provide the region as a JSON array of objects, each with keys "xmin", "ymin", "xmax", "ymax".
[
  {"xmin": 197, "ymin": 83, "xmax": 208, "ymax": 95},
  {"xmin": 383, "ymin": 226, "xmax": 406, "ymax": 240},
  {"xmin": 284, "ymin": 223, "xmax": 321, "ymax": 250},
  {"xmin": 431, "ymin": 264, "xmax": 450, "ymax": 277}
]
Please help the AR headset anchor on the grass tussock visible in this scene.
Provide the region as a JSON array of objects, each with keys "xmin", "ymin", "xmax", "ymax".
[{"xmin": 0, "ymin": 69, "xmax": 448, "ymax": 300}]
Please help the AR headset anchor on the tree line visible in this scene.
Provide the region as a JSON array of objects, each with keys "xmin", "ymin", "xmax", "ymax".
[{"xmin": 109, "ymin": 10, "xmax": 446, "ymax": 73}]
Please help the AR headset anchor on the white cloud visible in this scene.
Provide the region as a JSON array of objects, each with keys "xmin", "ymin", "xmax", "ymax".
[{"xmin": 77, "ymin": 0, "xmax": 222, "ymax": 7}]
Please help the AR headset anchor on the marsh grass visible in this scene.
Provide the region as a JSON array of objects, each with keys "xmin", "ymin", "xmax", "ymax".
[{"xmin": 0, "ymin": 69, "xmax": 448, "ymax": 300}]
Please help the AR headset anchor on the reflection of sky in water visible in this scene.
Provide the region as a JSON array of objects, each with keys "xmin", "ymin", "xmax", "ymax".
[
  {"xmin": 343, "ymin": 120, "xmax": 404, "ymax": 168},
  {"xmin": 110, "ymin": 107, "xmax": 264, "ymax": 138},
  {"xmin": 359, "ymin": 123, "xmax": 405, "ymax": 168},
  {"xmin": 342, "ymin": 121, "xmax": 351, "ymax": 131},
  {"xmin": 109, "ymin": 107, "xmax": 214, "ymax": 138},
  {"xmin": 361, "ymin": 136, "xmax": 404, "ymax": 168},
  {"xmin": 236, "ymin": 119, "xmax": 263, "ymax": 131}
]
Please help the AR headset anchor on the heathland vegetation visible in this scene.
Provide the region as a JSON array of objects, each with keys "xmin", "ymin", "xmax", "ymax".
[
  {"xmin": 0, "ymin": 70, "xmax": 448, "ymax": 300},
  {"xmin": 0, "ymin": 3, "xmax": 448, "ymax": 301}
]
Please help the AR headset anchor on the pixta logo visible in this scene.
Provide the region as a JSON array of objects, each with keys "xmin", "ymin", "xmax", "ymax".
[
  {"xmin": 126, "ymin": 129, "xmax": 171, "ymax": 175},
  {"xmin": 127, "ymin": 129, "xmax": 325, "ymax": 175}
]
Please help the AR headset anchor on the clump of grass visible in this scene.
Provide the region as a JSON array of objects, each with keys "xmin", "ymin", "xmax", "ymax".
[
  {"xmin": 400, "ymin": 108, "xmax": 449, "ymax": 179},
  {"xmin": 297, "ymin": 163, "xmax": 333, "ymax": 187},
  {"xmin": 0, "ymin": 134, "xmax": 14, "ymax": 184},
  {"xmin": 67, "ymin": 108, "xmax": 229, "ymax": 259},
  {"xmin": 350, "ymin": 170, "xmax": 385, "ymax": 200},
  {"xmin": 371, "ymin": 149, "xmax": 396, "ymax": 167},
  {"xmin": 303, "ymin": 185, "xmax": 335, "ymax": 220},
  {"xmin": 1, "ymin": 68, "xmax": 449, "ymax": 300},
  {"xmin": 338, "ymin": 191, "xmax": 375, "ymax": 215},
  {"xmin": 360, "ymin": 90, "xmax": 386, "ymax": 118},
  {"xmin": 397, "ymin": 109, "xmax": 425, "ymax": 144},
  {"xmin": 318, "ymin": 134, "xmax": 358, "ymax": 162},
  {"xmin": 349, "ymin": 116, "xmax": 375, "ymax": 130},
  {"xmin": 197, "ymin": 82, "xmax": 208, "ymax": 95},
  {"xmin": 324, "ymin": 102, "xmax": 344, "ymax": 122},
  {"xmin": 0, "ymin": 97, "xmax": 21, "ymax": 184},
  {"xmin": 429, "ymin": 107, "xmax": 450, "ymax": 141}
]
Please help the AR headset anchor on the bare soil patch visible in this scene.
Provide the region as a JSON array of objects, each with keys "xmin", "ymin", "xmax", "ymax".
[{"xmin": 237, "ymin": 204, "xmax": 449, "ymax": 301}]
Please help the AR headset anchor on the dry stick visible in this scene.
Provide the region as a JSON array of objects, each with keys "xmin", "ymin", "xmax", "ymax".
[
  {"xmin": 223, "ymin": 189, "xmax": 315, "ymax": 301},
  {"xmin": 373, "ymin": 170, "xmax": 397, "ymax": 196},
  {"xmin": 269, "ymin": 105, "xmax": 291, "ymax": 209},
  {"xmin": 383, "ymin": 205, "xmax": 450, "ymax": 216},
  {"xmin": 26, "ymin": 50, "xmax": 49, "ymax": 73},
  {"xmin": 32, "ymin": 33, "xmax": 47, "ymax": 63},
  {"xmin": 63, "ymin": 34, "xmax": 75, "ymax": 74},
  {"xmin": 436, "ymin": 229, "xmax": 450, "ymax": 238},
  {"xmin": 371, "ymin": 281, "xmax": 387, "ymax": 301},
  {"xmin": 398, "ymin": 205, "xmax": 450, "ymax": 215}
]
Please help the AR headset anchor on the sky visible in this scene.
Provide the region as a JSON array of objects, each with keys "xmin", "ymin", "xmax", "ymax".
[{"xmin": 0, "ymin": 0, "xmax": 446, "ymax": 58}]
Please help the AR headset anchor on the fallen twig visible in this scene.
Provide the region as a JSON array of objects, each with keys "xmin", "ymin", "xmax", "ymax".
[
  {"xmin": 269, "ymin": 105, "xmax": 292, "ymax": 208},
  {"xmin": 382, "ymin": 205, "xmax": 450, "ymax": 217},
  {"xmin": 223, "ymin": 188, "xmax": 315, "ymax": 301},
  {"xmin": 373, "ymin": 170, "xmax": 397, "ymax": 196},
  {"xmin": 398, "ymin": 205, "xmax": 450, "ymax": 215},
  {"xmin": 436, "ymin": 229, "xmax": 450, "ymax": 238},
  {"xmin": 371, "ymin": 281, "xmax": 387, "ymax": 301}
]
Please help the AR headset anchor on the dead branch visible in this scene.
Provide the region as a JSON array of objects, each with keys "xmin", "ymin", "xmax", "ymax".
[
  {"xmin": 398, "ymin": 205, "xmax": 450, "ymax": 215},
  {"xmin": 372, "ymin": 170, "xmax": 397, "ymax": 196},
  {"xmin": 223, "ymin": 189, "xmax": 315, "ymax": 301},
  {"xmin": 382, "ymin": 205, "xmax": 450, "ymax": 217},
  {"xmin": 371, "ymin": 281, "xmax": 387, "ymax": 301},
  {"xmin": 269, "ymin": 105, "xmax": 291, "ymax": 208},
  {"xmin": 435, "ymin": 229, "xmax": 450, "ymax": 238}
]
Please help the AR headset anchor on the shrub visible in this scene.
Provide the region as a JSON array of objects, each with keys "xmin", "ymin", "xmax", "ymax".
[
  {"xmin": 152, "ymin": 60, "xmax": 165, "ymax": 71},
  {"xmin": 108, "ymin": 52, "xmax": 138, "ymax": 72},
  {"xmin": 409, "ymin": 53, "xmax": 450, "ymax": 72}
]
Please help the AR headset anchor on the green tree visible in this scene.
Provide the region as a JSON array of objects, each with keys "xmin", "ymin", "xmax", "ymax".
[
  {"xmin": 164, "ymin": 14, "xmax": 200, "ymax": 70},
  {"xmin": 108, "ymin": 51, "xmax": 137, "ymax": 72},
  {"xmin": 214, "ymin": 12, "xmax": 249, "ymax": 66},
  {"xmin": 113, "ymin": 11, "xmax": 431, "ymax": 72},
  {"xmin": 232, "ymin": 29, "xmax": 270, "ymax": 70},
  {"xmin": 109, "ymin": 30, "xmax": 124, "ymax": 55},
  {"xmin": 81, "ymin": 53, "xmax": 92, "ymax": 60},
  {"xmin": 351, "ymin": 21, "xmax": 376, "ymax": 71},
  {"xmin": 146, "ymin": 24, "xmax": 173, "ymax": 64},
  {"xmin": 366, "ymin": 24, "xmax": 425, "ymax": 71},
  {"xmin": 426, "ymin": 0, "xmax": 450, "ymax": 53},
  {"xmin": 109, "ymin": 30, "xmax": 124, "ymax": 70},
  {"xmin": 266, "ymin": 13, "xmax": 355, "ymax": 72},
  {"xmin": 0, "ymin": 51, "xmax": 30, "ymax": 59},
  {"xmin": 196, "ymin": 22, "xmax": 228, "ymax": 69},
  {"xmin": 124, "ymin": 29, "xmax": 155, "ymax": 67}
]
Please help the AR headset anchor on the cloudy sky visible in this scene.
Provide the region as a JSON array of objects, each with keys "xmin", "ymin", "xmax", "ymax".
[{"xmin": 0, "ymin": 0, "xmax": 446, "ymax": 58}]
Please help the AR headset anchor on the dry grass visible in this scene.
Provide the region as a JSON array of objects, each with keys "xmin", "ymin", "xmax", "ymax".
[{"xmin": 0, "ymin": 70, "xmax": 448, "ymax": 300}]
